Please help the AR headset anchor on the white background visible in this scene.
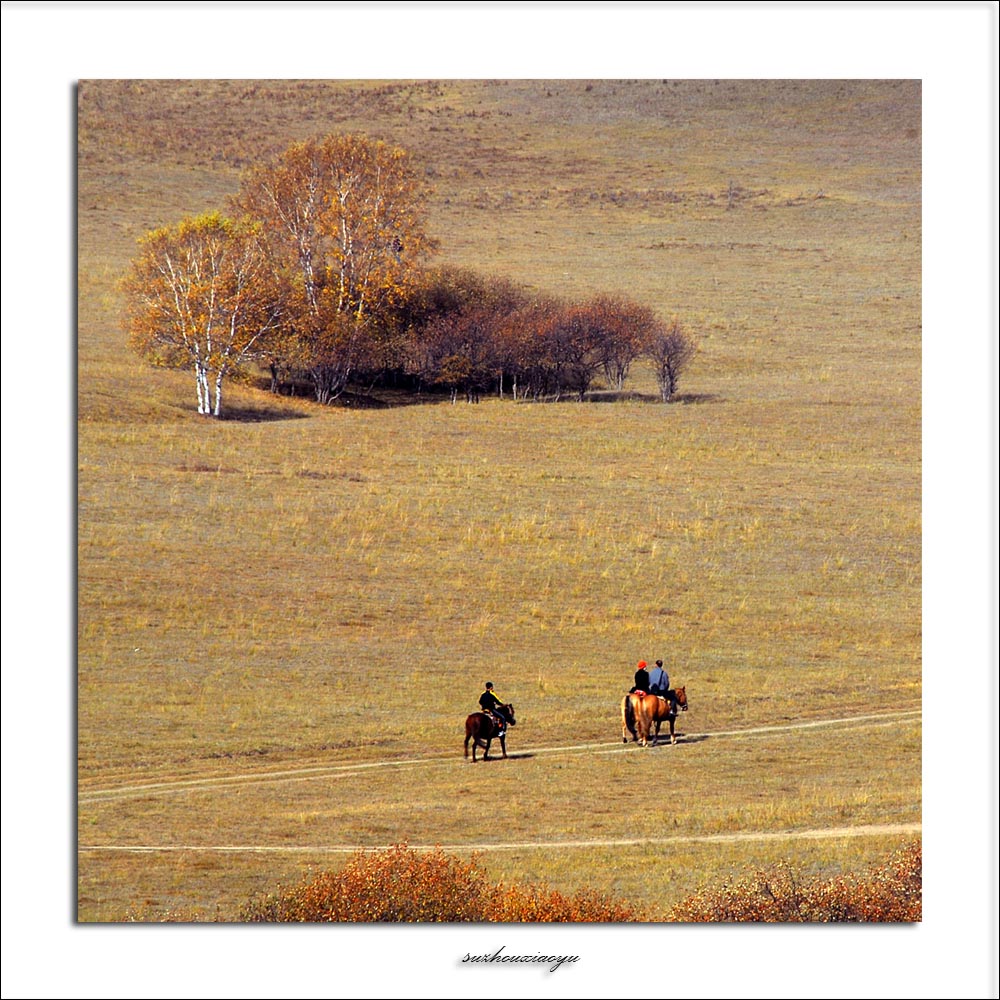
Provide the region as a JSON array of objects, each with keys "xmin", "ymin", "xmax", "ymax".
[{"xmin": 2, "ymin": 2, "xmax": 997, "ymax": 998}]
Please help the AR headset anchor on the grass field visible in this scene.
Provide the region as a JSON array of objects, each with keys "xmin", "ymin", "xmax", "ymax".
[{"xmin": 76, "ymin": 78, "xmax": 921, "ymax": 921}]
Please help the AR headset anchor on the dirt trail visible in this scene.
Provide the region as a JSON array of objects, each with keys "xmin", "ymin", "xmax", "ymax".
[
  {"xmin": 79, "ymin": 822, "xmax": 922, "ymax": 854},
  {"xmin": 79, "ymin": 708, "xmax": 921, "ymax": 804}
]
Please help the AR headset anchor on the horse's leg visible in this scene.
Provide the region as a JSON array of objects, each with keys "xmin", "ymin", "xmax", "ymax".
[
  {"xmin": 464, "ymin": 732, "xmax": 470, "ymax": 758},
  {"xmin": 483, "ymin": 737, "xmax": 491, "ymax": 761},
  {"xmin": 669, "ymin": 715, "xmax": 677, "ymax": 745},
  {"xmin": 651, "ymin": 718, "xmax": 660, "ymax": 747}
]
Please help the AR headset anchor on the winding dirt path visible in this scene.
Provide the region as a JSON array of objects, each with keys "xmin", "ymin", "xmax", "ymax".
[
  {"xmin": 78, "ymin": 708, "xmax": 922, "ymax": 812},
  {"xmin": 79, "ymin": 822, "xmax": 922, "ymax": 855},
  {"xmin": 79, "ymin": 708, "xmax": 921, "ymax": 854}
]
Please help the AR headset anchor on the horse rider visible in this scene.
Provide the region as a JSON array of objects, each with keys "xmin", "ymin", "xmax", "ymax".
[
  {"xmin": 630, "ymin": 660, "xmax": 650, "ymax": 695},
  {"xmin": 648, "ymin": 659, "xmax": 669, "ymax": 696},
  {"xmin": 479, "ymin": 681, "xmax": 511, "ymax": 733}
]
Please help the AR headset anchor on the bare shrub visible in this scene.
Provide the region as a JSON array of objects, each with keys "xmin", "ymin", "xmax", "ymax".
[{"xmin": 647, "ymin": 316, "xmax": 697, "ymax": 402}]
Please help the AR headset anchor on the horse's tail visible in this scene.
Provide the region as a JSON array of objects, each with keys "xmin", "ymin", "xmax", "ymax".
[
  {"xmin": 622, "ymin": 694, "xmax": 636, "ymax": 742},
  {"xmin": 632, "ymin": 693, "xmax": 650, "ymax": 745}
]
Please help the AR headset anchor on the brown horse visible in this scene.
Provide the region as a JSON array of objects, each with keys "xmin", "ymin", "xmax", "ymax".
[
  {"xmin": 637, "ymin": 687, "xmax": 688, "ymax": 746},
  {"xmin": 622, "ymin": 688, "xmax": 688, "ymax": 746},
  {"xmin": 464, "ymin": 704, "xmax": 516, "ymax": 762}
]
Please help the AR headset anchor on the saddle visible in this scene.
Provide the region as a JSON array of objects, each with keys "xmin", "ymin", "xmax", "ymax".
[{"xmin": 654, "ymin": 691, "xmax": 675, "ymax": 710}]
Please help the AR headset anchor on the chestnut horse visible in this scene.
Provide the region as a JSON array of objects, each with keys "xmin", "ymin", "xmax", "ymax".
[
  {"xmin": 621, "ymin": 688, "xmax": 688, "ymax": 747},
  {"xmin": 464, "ymin": 704, "xmax": 516, "ymax": 762}
]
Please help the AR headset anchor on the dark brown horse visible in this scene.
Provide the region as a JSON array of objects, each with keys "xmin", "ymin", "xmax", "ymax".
[{"xmin": 464, "ymin": 704, "xmax": 516, "ymax": 762}]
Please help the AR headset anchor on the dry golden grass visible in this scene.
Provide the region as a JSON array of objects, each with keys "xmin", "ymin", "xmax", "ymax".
[{"xmin": 77, "ymin": 79, "xmax": 920, "ymax": 921}]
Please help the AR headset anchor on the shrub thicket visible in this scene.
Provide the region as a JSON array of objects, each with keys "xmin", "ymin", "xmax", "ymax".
[
  {"xmin": 240, "ymin": 843, "xmax": 643, "ymax": 922},
  {"xmin": 667, "ymin": 841, "xmax": 922, "ymax": 922},
  {"xmin": 384, "ymin": 266, "xmax": 695, "ymax": 403},
  {"xmin": 240, "ymin": 841, "xmax": 921, "ymax": 923}
]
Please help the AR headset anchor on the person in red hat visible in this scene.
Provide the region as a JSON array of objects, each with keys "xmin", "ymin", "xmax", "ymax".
[{"xmin": 631, "ymin": 660, "xmax": 650, "ymax": 694}]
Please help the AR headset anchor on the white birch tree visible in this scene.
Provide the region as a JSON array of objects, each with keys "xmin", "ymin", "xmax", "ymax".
[
  {"xmin": 233, "ymin": 134, "xmax": 434, "ymax": 403},
  {"xmin": 123, "ymin": 212, "xmax": 283, "ymax": 416}
]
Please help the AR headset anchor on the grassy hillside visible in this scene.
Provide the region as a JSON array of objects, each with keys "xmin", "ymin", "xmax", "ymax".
[{"xmin": 77, "ymin": 79, "xmax": 920, "ymax": 921}]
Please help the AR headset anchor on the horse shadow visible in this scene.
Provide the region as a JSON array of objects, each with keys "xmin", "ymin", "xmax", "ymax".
[
  {"xmin": 655, "ymin": 733, "xmax": 709, "ymax": 746},
  {"xmin": 476, "ymin": 751, "xmax": 533, "ymax": 762}
]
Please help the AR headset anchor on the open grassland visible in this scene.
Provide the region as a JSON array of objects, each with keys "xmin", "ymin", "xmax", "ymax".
[
  {"xmin": 77, "ymin": 79, "xmax": 920, "ymax": 920},
  {"xmin": 80, "ymin": 713, "xmax": 920, "ymax": 921}
]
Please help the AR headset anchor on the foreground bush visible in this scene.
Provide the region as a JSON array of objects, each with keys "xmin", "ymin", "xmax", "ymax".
[
  {"xmin": 240, "ymin": 843, "xmax": 643, "ymax": 922},
  {"xmin": 485, "ymin": 881, "xmax": 640, "ymax": 923},
  {"xmin": 240, "ymin": 841, "xmax": 920, "ymax": 923},
  {"xmin": 668, "ymin": 841, "xmax": 921, "ymax": 922}
]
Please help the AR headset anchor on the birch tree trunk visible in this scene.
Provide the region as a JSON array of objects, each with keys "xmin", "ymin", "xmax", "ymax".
[
  {"xmin": 196, "ymin": 361, "xmax": 212, "ymax": 415},
  {"xmin": 213, "ymin": 367, "xmax": 225, "ymax": 417},
  {"xmin": 195, "ymin": 360, "xmax": 207, "ymax": 414}
]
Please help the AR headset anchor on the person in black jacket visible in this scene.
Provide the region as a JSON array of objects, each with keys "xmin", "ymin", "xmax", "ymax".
[
  {"xmin": 631, "ymin": 660, "xmax": 650, "ymax": 694},
  {"xmin": 479, "ymin": 681, "xmax": 511, "ymax": 730}
]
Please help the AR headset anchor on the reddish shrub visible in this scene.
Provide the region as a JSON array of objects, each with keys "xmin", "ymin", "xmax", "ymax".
[
  {"xmin": 488, "ymin": 881, "xmax": 640, "ymax": 923},
  {"xmin": 242, "ymin": 841, "xmax": 921, "ymax": 924},
  {"xmin": 241, "ymin": 843, "xmax": 644, "ymax": 923},
  {"xmin": 241, "ymin": 844, "xmax": 484, "ymax": 922},
  {"xmin": 668, "ymin": 841, "xmax": 921, "ymax": 923}
]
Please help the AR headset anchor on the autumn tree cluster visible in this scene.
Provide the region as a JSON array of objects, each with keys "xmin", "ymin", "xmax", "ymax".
[
  {"xmin": 394, "ymin": 268, "xmax": 694, "ymax": 404},
  {"xmin": 123, "ymin": 133, "xmax": 695, "ymax": 417}
]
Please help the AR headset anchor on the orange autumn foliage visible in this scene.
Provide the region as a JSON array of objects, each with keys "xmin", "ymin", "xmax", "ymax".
[
  {"xmin": 240, "ymin": 841, "xmax": 921, "ymax": 923},
  {"xmin": 240, "ymin": 843, "xmax": 643, "ymax": 923},
  {"xmin": 668, "ymin": 841, "xmax": 922, "ymax": 922}
]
